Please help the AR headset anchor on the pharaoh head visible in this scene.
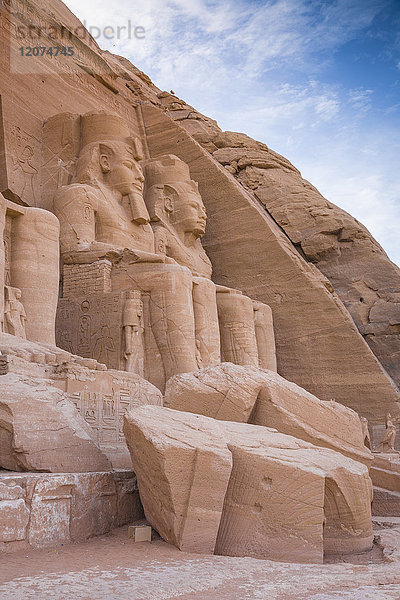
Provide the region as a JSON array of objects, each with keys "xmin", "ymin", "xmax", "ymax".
[
  {"xmin": 144, "ymin": 155, "xmax": 207, "ymax": 239},
  {"xmin": 74, "ymin": 112, "xmax": 145, "ymax": 198}
]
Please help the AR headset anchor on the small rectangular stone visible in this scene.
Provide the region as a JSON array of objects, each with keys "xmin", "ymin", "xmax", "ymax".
[{"xmin": 128, "ymin": 525, "xmax": 152, "ymax": 543}]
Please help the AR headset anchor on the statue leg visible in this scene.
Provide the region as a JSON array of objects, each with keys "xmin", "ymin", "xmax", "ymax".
[
  {"xmin": 112, "ymin": 263, "xmax": 198, "ymax": 382},
  {"xmin": 193, "ymin": 276, "xmax": 221, "ymax": 367},
  {"xmin": 216, "ymin": 287, "xmax": 259, "ymax": 367}
]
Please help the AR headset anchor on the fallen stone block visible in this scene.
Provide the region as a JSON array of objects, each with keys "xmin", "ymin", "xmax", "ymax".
[
  {"xmin": 124, "ymin": 406, "xmax": 373, "ymax": 562},
  {"xmin": 123, "ymin": 405, "xmax": 232, "ymax": 554},
  {"xmin": 165, "ymin": 363, "xmax": 371, "ymax": 465},
  {"xmin": 216, "ymin": 421, "xmax": 373, "ymax": 562},
  {"xmin": 0, "ymin": 373, "xmax": 111, "ymax": 472},
  {"xmin": 164, "ymin": 363, "xmax": 261, "ymax": 422}
]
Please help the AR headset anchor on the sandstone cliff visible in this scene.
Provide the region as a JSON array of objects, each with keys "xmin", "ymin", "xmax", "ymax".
[
  {"xmin": 1, "ymin": 0, "xmax": 399, "ymax": 427},
  {"xmin": 154, "ymin": 91, "xmax": 400, "ymax": 391}
]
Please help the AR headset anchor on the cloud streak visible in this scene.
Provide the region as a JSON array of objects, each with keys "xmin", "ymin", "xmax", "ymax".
[{"xmin": 64, "ymin": 0, "xmax": 400, "ymax": 265}]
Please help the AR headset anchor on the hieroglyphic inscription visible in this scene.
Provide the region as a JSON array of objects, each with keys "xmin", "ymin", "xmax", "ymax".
[
  {"xmin": 70, "ymin": 386, "xmax": 145, "ymax": 445},
  {"xmin": 57, "ymin": 292, "xmax": 124, "ymax": 370}
]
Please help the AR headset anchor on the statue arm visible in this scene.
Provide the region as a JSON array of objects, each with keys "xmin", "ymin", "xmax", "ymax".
[
  {"xmin": 55, "ymin": 186, "xmax": 165, "ymax": 264},
  {"xmin": 54, "ymin": 185, "xmax": 98, "ymax": 255}
]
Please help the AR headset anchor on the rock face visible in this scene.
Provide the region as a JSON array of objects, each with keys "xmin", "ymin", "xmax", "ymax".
[
  {"xmin": 159, "ymin": 94, "xmax": 400, "ymax": 394},
  {"xmin": 142, "ymin": 103, "xmax": 400, "ymax": 431},
  {"xmin": 164, "ymin": 363, "xmax": 372, "ymax": 466},
  {"xmin": 0, "ymin": 373, "xmax": 111, "ymax": 472},
  {"xmin": 0, "ymin": 470, "xmax": 141, "ymax": 552},
  {"xmin": 124, "ymin": 406, "xmax": 373, "ymax": 563}
]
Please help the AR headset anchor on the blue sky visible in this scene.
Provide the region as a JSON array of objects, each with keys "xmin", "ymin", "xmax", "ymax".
[{"xmin": 64, "ymin": 0, "xmax": 400, "ymax": 266}]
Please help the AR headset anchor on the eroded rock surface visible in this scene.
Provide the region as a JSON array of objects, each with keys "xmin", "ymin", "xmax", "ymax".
[
  {"xmin": 164, "ymin": 363, "xmax": 372, "ymax": 465},
  {"xmin": 124, "ymin": 405, "xmax": 373, "ymax": 562},
  {"xmin": 0, "ymin": 373, "xmax": 111, "ymax": 472}
]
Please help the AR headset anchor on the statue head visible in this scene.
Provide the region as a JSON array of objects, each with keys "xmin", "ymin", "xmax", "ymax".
[
  {"xmin": 144, "ymin": 155, "xmax": 207, "ymax": 239},
  {"xmin": 73, "ymin": 112, "xmax": 144, "ymax": 198}
]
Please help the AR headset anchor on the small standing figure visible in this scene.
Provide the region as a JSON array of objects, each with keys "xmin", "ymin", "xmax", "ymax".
[
  {"xmin": 374, "ymin": 413, "xmax": 399, "ymax": 453},
  {"xmin": 4, "ymin": 286, "xmax": 27, "ymax": 338},
  {"xmin": 122, "ymin": 290, "xmax": 144, "ymax": 376},
  {"xmin": 360, "ymin": 416, "xmax": 372, "ymax": 451}
]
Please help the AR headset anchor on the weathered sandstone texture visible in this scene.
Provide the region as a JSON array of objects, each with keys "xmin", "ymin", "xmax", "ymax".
[
  {"xmin": 123, "ymin": 405, "xmax": 233, "ymax": 554},
  {"xmin": 0, "ymin": 0, "xmax": 398, "ymax": 431},
  {"xmin": 0, "ymin": 470, "xmax": 142, "ymax": 552},
  {"xmin": 0, "ymin": 0, "xmax": 398, "ymax": 561},
  {"xmin": 124, "ymin": 406, "xmax": 373, "ymax": 562},
  {"xmin": 0, "ymin": 373, "xmax": 111, "ymax": 472},
  {"xmin": 159, "ymin": 93, "xmax": 400, "ymax": 393},
  {"xmin": 217, "ymin": 421, "xmax": 373, "ymax": 562},
  {"xmin": 164, "ymin": 363, "xmax": 372, "ymax": 465}
]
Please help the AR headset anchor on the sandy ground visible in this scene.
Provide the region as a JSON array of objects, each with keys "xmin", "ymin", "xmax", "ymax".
[{"xmin": 1, "ymin": 522, "xmax": 400, "ymax": 600}]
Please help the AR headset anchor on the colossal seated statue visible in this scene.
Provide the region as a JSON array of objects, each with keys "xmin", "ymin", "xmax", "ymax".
[
  {"xmin": 144, "ymin": 154, "xmax": 277, "ymax": 372},
  {"xmin": 0, "ymin": 193, "xmax": 59, "ymax": 345},
  {"xmin": 54, "ymin": 113, "xmax": 199, "ymax": 386},
  {"xmin": 54, "ymin": 113, "xmax": 275, "ymax": 390}
]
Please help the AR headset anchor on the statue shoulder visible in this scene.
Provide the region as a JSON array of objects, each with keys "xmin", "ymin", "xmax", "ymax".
[{"xmin": 54, "ymin": 183, "xmax": 99, "ymax": 213}]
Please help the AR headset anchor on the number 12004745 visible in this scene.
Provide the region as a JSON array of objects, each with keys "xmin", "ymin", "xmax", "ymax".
[{"xmin": 18, "ymin": 47, "xmax": 74, "ymax": 57}]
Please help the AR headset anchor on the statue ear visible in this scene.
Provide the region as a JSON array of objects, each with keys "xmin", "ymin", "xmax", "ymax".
[
  {"xmin": 99, "ymin": 153, "xmax": 110, "ymax": 174},
  {"xmin": 163, "ymin": 185, "xmax": 175, "ymax": 214},
  {"xmin": 99, "ymin": 144, "xmax": 113, "ymax": 174}
]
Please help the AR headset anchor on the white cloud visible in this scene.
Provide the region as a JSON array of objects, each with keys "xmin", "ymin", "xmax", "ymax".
[{"xmin": 63, "ymin": 0, "xmax": 399, "ymax": 266}]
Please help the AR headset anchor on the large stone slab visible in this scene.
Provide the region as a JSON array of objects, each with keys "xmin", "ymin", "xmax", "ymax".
[
  {"xmin": 164, "ymin": 363, "xmax": 261, "ymax": 423},
  {"xmin": 217, "ymin": 421, "xmax": 373, "ymax": 562},
  {"xmin": 164, "ymin": 363, "xmax": 372, "ymax": 466},
  {"xmin": 0, "ymin": 373, "xmax": 110, "ymax": 472},
  {"xmin": 124, "ymin": 406, "xmax": 373, "ymax": 562},
  {"xmin": 123, "ymin": 406, "xmax": 233, "ymax": 554}
]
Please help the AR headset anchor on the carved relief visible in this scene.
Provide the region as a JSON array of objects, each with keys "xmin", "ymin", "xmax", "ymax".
[
  {"xmin": 70, "ymin": 382, "xmax": 158, "ymax": 446},
  {"xmin": 4, "ymin": 285, "xmax": 27, "ymax": 338},
  {"xmin": 3, "ymin": 215, "xmax": 11, "ymax": 286},
  {"xmin": 374, "ymin": 413, "xmax": 399, "ymax": 453},
  {"xmin": 42, "ymin": 113, "xmax": 82, "ymax": 212},
  {"xmin": 57, "ymin": 292, "xmax": 124, "ymax": 369},
  {"xmin": 122, "ymin": 290, "xmax": 144, "ymax": 377},
  {"xmin": 6, "ymin": 125, "xmax": 40, "ymax": 206}
]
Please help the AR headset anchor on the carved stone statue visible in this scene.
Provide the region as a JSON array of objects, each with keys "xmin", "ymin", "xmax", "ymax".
[
  {"xmin": 54, "ymin": 113, "xmax": 199, "ymax": 386},
  {"xmin": 122, "ymin": 290, "xmax": 144, "ymax": 376},
  {"xmin": 360, "ymin": 416, "xmax": 372, "ymax": 451},
  {"xmin": 4, "ymin": 286, "xmax": 27, "ymax": 338},
  {"xmin": 144, "ymin": 154, "xmax": 276, "ymax": 371},
  {"xmin": 375, "ymin": 413, "xmax": 398, "ymax": 453}
]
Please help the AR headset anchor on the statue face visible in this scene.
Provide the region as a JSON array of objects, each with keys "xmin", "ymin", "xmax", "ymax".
[
  {"xmin": 101, "ymin": 146, "xmax": 144, "ymax": 197},
  {"xmin": 171, "ymin": 188, "xmax": 207, "ymax": 237}
]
